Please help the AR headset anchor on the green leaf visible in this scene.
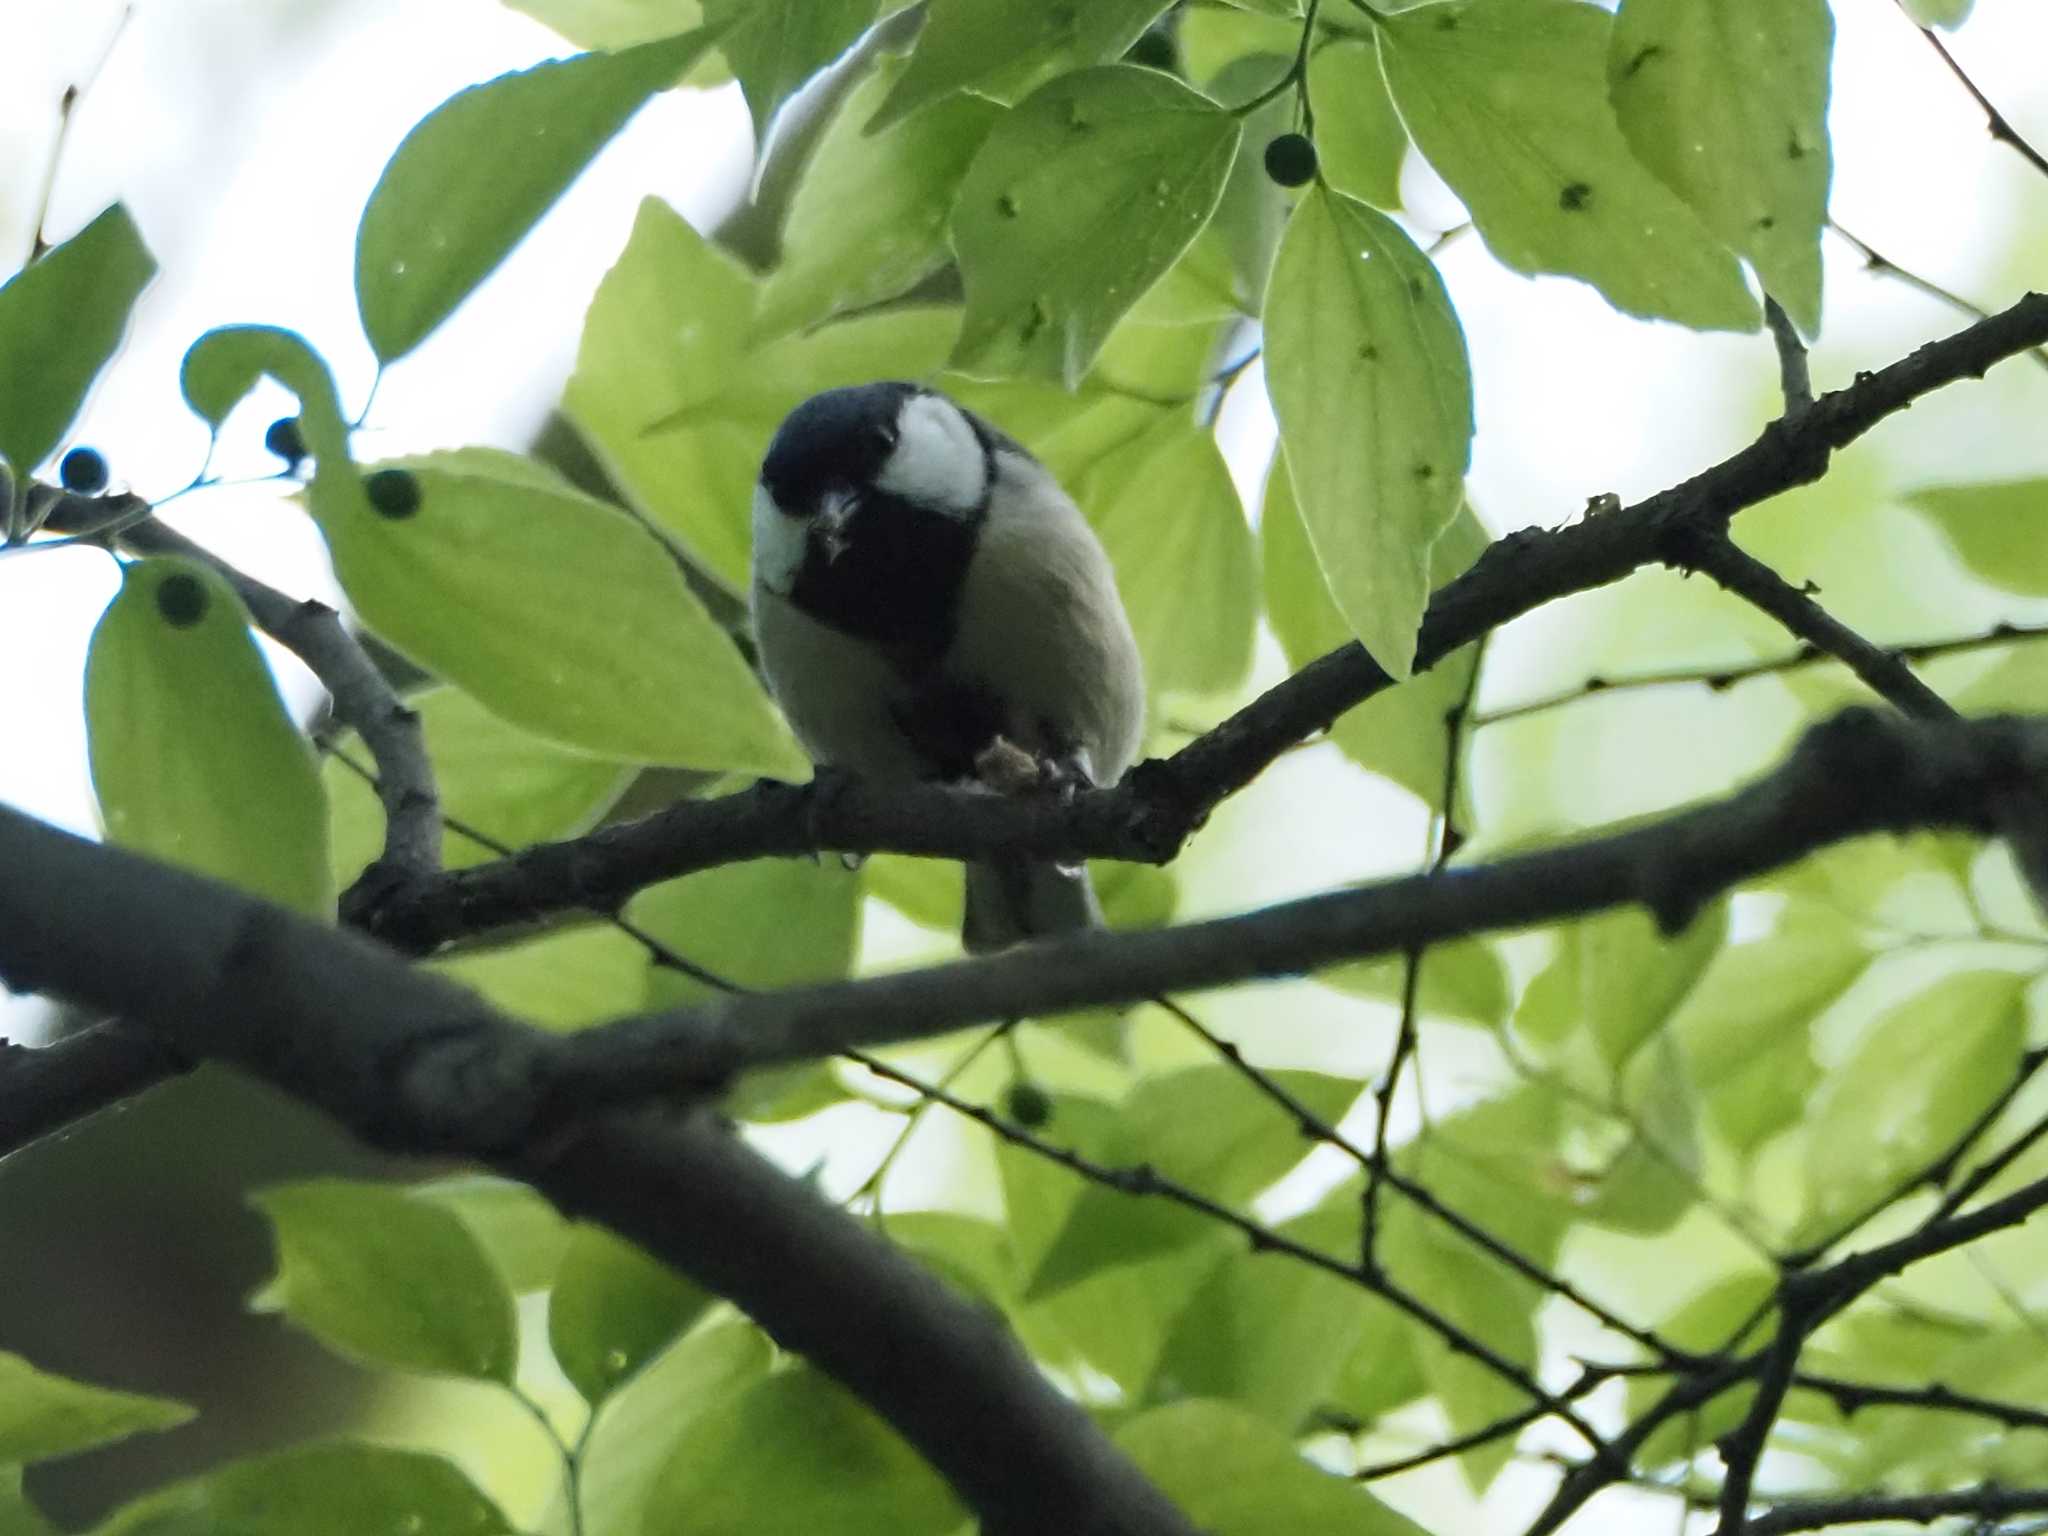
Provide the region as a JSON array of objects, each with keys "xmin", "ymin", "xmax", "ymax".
[
  {"xmin": 249, "ymin": 1180, "xmax": 518, "ymax": 1382},
  {"xmin": 950, "ymin": 66, "xmax": 1241, "ymax": 385},
  {"xmin": 0, "ymin": 1469, "xmax": 55, "ymax": 1536},
  {"xmin": 1264, "ymin": 185, "xmax": 1472, "ymax": 678},
  {"xmin": 566, "ymin": 200, "xmax": 955, "ymax": 588},
  {"xmin": 1800, "ymin": 969, "xmax": 2028, "ymax": 1238},
  {"xmin": 1379, "ymin": 0, "xmax": 1759, "ymax": 331},
  {"xmin": 1181, "ymin": 9, "xmax": 1299, "ymax": 86},
  {"xmin": 1627, "ymin": 1270, "xmax": 1772, "ymax": 1465},
  {"xmin": 861, "ymin": 854, "xmax": 965, "ymax": 932},
  {"xmin": 499, "ymin": 0, "xmax": 704, "ymax": 49},
  {"xmin": 86, "ymin": 558, "xmax": 331, "ymax": 916},
  {"xmin": 1907, "ymin": 480, "xmax": 2048, "ymax": 595},
  {"xmin": 1515, "ymin": 903, "xmax": 1726, "ymax": 1071},
  {"xmin": 414, "ymin": 1174, "xmax": 571, "ymax": 1293},
  {"xmin": 326, "ymin": 683, "xmax": 631, "ymax": 888},
  {"xmin": 0, "ymin": 1354, "xmax": 190, "ymax": 1465},
  {"xmin": 648, "ymin": 1368, "xmax": 964, "ymax": 1536},
  {"xmin": 549, "ymin": 1224, "xmax": 711, "ymax": 1404},
  {"xmin": 577, "ymin": 1319, "xmax": 772, "ymax": 1536},
  {"xmin": 181, "ymin": 326, "xmax": 351, "ymax": 457},
  {"xmin": 92, "ymin": 1444, "xmax": 511, "ymax": 1536},
  {"xmin": 1323, "ymin": 936, "xmax": 1511, "ymax": 1029},
  {"xmin": 1028, "ymin": 1069, "xmax": 1360, "ymax": 1296},
  {"xmin": 433, "ymin": 925, "xmax": 652, "ymax": 1031},
  {"xmin": 632, "ymin": 852, "xmax": 861, "ymax": 1004},
  {"xmin": 1260, "ymin": 458, "xmax": 1487, "ymax": 803},
  {"xmin": 1085, "ymin": 420, "xmax": 1256, "ymax": 699},
  {"xmin": 1671, "ymin": 904, "xmax": 1868, "ymax": 1152},
  {"xmin": 1900, "ymin": 0, "xmax": 1974, "ymax": 26},
  {"xmin": 870, "ymin": 0, "xmax": 1171, "ymax": 129},
  {"xmin": 758, "ymin": 57, "xmax": 1003, "ymax": 336},
  {"xmin": 1308, "ymin": 39, "xmax": 1406, "ymax": 210},
  {"xmin": 355, "ymin": 30, "xmax": 717, "ymax": 362},
  {"xmin": 1118, "ymin": 1400, "xmax": 1430, "ymax": 1535},
  {"xmin": 706, "ymin": 0, "xmax": 877, "ymax": 141},
  {"xmin": 0, "ymin": 205, "xmax": 154, "ymax": 479},
  {"xmin": 1204, "ymin": 57, "xmax": 1294, "ymax": 305},
  {"xmin": 1608, "ymin": 0, "xmax": 1832, "ymax": 334},
  {"xmin": 307, "ymin": 449, "xmax": 804, "ymax": 775}
]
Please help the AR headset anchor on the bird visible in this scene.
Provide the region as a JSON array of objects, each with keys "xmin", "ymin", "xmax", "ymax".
[{"xmin": 749, "ymin": 381, "xmax": 1146, "ymax": 952}]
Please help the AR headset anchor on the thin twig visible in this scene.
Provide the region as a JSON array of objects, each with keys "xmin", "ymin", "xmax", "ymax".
[
  {"xmin": 1901, "ymin": 8, "xmax": 2048, "ymax": 182},
  {"xmin": 1670, "ymin": 531, "xmax": 1958, "ymax": 722},
  {"xmin": 1828, "ymin": 221, "xmax": 2048, "ymax": 375}
]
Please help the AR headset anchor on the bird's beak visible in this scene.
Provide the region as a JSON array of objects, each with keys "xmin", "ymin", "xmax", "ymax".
[{"xmin": 813, "ymin": 490, "xmax": 857, "ymax": 563}]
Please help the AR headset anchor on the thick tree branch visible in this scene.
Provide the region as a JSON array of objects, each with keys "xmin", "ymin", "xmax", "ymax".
[
  {"xmin": 0, "ymin": 1019, "xmax": 185, "ymax": 1153},
  {"xmin": 1671, "ymin": 531, "xmax": 1959, "ymax": 721},
  {"xmin": 33, "ymin": 485, "xmax": 442, "ymax": 888},
  {"xmin": 560, "ymin": 708, "xmax": 2048, "ymax": 1098},
  {"xmin": 1743, "ymin": 1484, "xmax": 2048, "ymax": 1536},
  {"xmin": 350, "ymin": 294, "xmax": 2048, "ymax": 952},
  {"xmin": 0, "ymin": 805, "xmax": 1197, "ymax": 1536}
]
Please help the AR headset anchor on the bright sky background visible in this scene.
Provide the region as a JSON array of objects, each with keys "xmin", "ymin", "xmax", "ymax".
[{"xmin": 0, "ymin": 1, "xmax": 2045, "ymax": 1527}]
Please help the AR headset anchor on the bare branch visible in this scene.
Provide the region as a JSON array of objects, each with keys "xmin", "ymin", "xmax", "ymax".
[
  {"xmin": 1828, "ymin": 222, "xmax": 2048, "ymax": 375},
  {"xmin": 1671, "ymin": 531, "xmax": 1959, "ymax": 721},
  {"xmin": 1901, "ymin": 7, "xmax": 2048, "ymax": 183},
  {"xmin": 1744, "ymin": 1484, "xmax": 2048, "ymax": 1536},
  {"xmin": 0, "ymin": 1020, "xmax": 183, "ymax": 1156},
  {"xmin": 349, "ymin": 293, "xmax": 2048, "ymax": 951},
  {"xmin": 0, "ymin": 803, "xmax": 1198, "ymax": 1536},
  {"xmin": 1763, "ymin": 296, "xmax": 1813, "ymax": 415}
]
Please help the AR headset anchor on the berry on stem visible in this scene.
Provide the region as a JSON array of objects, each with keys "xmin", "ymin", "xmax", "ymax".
[
  {"xmin": 1264, "ymin": 132, "xmax": 1318, "ymax": 188},
  {"xmin": 59, "ymin": 446, "xmax": 108, "ymax": 494}
]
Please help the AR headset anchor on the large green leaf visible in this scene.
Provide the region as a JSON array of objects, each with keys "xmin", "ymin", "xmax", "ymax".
[
  {"xmin": 1671, "ymin": 903, "xmax": 1868, "ymax": 1153},
  {"xmin": 1028, "ymin": 1069, "xmax": 1360, "ymax": 1296},
  {"xmin": 1308, "ymin": 38, "xmax": 1407, "ymax": 210},
  {"xmin": 1324, "ymin": 936, "xmax": 1511, "ymax": 1028},
  {"xmin": 1800, "ymin": 969, "xmax": 2028, "ymax": 1239},
  {"xmin": 326, "ymin": 683, "xmax": 631, "ymax": 886},
  {"xmin": 1261, "ymin": 457, "xmax": 1487, "ymax": 807},
  {"xmin": 632, "ymin": 852, "xmax": 861, "ymax": 1004},
  {"xmin": 307, "ymin": 448, "xmax": 804, "ymax": 774},
  {"xmin": 576, "ymin": 1320, "xmax": 772, "ymax": 1536},
  {"xmin": 93, "ymin": 1444, "xmax": 511, "ymax": 1536},
  {"xmin": 1118, "ymin": 1400, "xmax": 1430, "ymax": 1535},
  {"xmin": 355, "ymin": 30, "xmax": 716, "ymax": 362},
  {"xmin": 1086, "ymin": 420, "xmax": 1256, "ymax": 699},
  {"xmin": 647, "ymin": 1368, "xmax": 963, "ymax": 1536},
  {"xmin": 0, "ymin": 1469, "xmax": 55, "ymax": 1536},
  {"xmin": 870, "ymin": 0, "xmax": 1170, "ymax": 129},
  {"xmin": 1906, "ymin": 480, "xmax": 2048, "ymax": 595},
  {"xmin": 0, "ymin": 205, "xmax": 154, "ymax": 480},
  {"xmin": 86, "ymin": 558, "xmax": 331, "ymax": 916},
  {"xmin": 433, "ymin": 925, "xmax": 652, "ymax": 1031},
  {"xmin": 950, "ymin": 66, "xmax": 1241, "ymax": 385},
  {"xmin": 499, "ymin": 0, "xmax": 705, "ymax": 49},
  {"xmin": 705, "ymin": 0, "xmax": 877, "ymax": 141},
  {"xmin": 1901, "ymin": 0, "xmax": 1974, "ymax": 26},
  {"xmin": 757, "ymin": 56, "xmax": 1003, "ymax": 336},
  {"xmin": 249, "ymin": 1180, "xmax": 519, "ymax": 1382},
  {"xmin": 566, "ymin": 199, "xmax": 955, "ymax": 588},
  {"xmin": 1514, "ymin": 902, "xmax": 1726, "ymax": 1072},
  {"xmin": 414, "ymin": 1174, "xmax": 571, "ymax": 1293},
  {"xmin": 1264, "ymin": 186, "xmax": 1472, "ymax": 678},
  {"xmin": 0, "ymin": 1354, "xmax": 190, "ymax": 1465},
  {"xmin": 549, "ymin": 1224, "xmax": 712, "ymax": 1404},
  {"xmin": 1378, "ymin": 0, "xmax": 1759, "ymax": 331},
  {"xmin": 1609, "ymin": 0, "xmax": 1833, "ymax": 334}
]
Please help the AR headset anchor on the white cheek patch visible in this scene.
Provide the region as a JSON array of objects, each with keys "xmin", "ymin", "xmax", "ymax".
[
  {"xmin": 751, "ymin": 483, "xmax": 808, "ymax": 594},
  {"xmin": 875, "ymin": 393, "xmax": 988, "ymax": 517}
]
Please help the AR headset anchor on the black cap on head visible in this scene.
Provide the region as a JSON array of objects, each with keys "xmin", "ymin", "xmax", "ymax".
[{"xmin": 761, "ymin": 381, "xmax": 921, "ymax": 512}]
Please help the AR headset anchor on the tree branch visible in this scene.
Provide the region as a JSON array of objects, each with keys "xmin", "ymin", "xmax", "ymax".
[
  {"xmin": 35, "ymin": 484, "xmax": 443, "ymax": 888},
  {"xmin": 0, "ymin": 804, "xmax": 1198, "ymax": 1536},
  {"xmin": 349, "ymin": 293, "xmax": 2048, "ymax": 952},
  {"xmin": 559, "ymin": 708, "xmax": 2048, "ymax": 1099},
  {"xmin": 0, "ymin": 1019, "xmax": 184, "ymax": 1155},
  {"xmin": 1743, "ymin": 1484, "xmax": 2048, "ymax": 1536},
  {"xmin": 1670, "ymin": 531, "xmax": 1959, "ymax": 721},
  {"xmin": 1902, "ymin": 9, "xmax": 2048, "ymax": 182}
]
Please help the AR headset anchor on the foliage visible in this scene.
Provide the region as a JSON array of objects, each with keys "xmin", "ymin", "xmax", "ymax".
[{"xmin": 4, "ymin": 2, "xmax": 2048, "ymax": 1535}]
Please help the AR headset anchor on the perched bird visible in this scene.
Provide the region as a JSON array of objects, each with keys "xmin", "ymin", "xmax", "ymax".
[{"xmin": 750, "ymin": 382, "xmax": 1146, "ymax": 951}]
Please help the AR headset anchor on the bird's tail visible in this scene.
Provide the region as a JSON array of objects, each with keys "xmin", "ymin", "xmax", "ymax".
[{"xmin": 962, "ymin": 858, "xmax": 1101, "ymax": 953}]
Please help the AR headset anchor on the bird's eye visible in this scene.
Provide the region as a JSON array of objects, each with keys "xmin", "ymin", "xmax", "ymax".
[{"xmin": 870, "ymin": 425, "xmax": 898, "ymax": 453}]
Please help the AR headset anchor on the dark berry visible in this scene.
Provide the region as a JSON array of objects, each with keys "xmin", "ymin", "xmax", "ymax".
[
  {"xmin": 1004, "ymin": 1083, "xmax": 1053, "ymax": 1129},
  {"xmin": 364, "ymin": 467, "xmax": 421, "ymax": 519},
  {"xmin": 1264, "ymin": 132, "xmax": 1319, "ymax": 188},
  {"xmin": 60, "ymin": 446, "xmax": 108, "ymax": 494},
  {"xmin": 156, "ymin": 572, "xmax": 208, "ymax": 628},
  {"xmin": 265, "ymin": 416, "xmax": 308, "ymax": 469}
]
